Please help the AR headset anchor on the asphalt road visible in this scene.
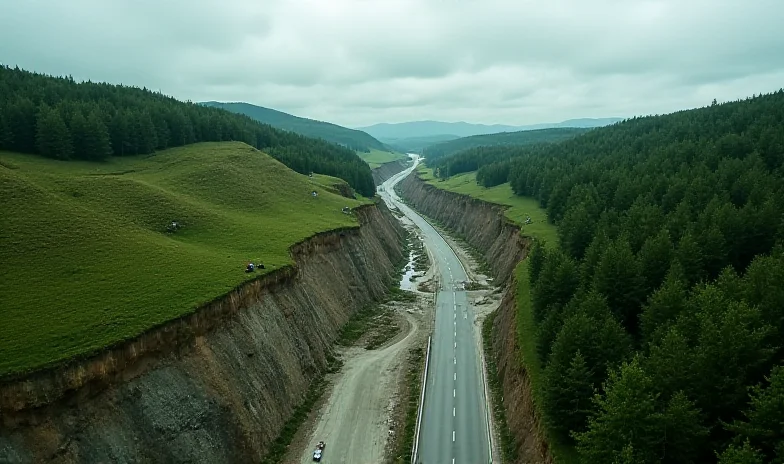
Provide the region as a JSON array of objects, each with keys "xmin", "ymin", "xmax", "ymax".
[{"xmin": 379, "ymin": 158, "xmax": 492, "ymax": 464}]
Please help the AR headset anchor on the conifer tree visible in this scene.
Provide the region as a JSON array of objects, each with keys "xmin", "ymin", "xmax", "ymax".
[
  {"xmin": 84, "ymin": 109, "xmax": 112, "ymax": 160},
  {"xmin": 36, "ymin": 104, "xmax": 72, "ymax": 160}
]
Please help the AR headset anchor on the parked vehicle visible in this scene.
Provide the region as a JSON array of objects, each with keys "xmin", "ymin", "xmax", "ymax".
[{"xmin": 312, "ymin": 441, "xmax": 326, "ymax": 462}]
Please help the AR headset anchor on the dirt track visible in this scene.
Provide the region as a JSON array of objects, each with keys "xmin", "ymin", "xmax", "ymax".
[{"xmin": 298, "ymin": 310, "xmax": 422, "ymax": 464}]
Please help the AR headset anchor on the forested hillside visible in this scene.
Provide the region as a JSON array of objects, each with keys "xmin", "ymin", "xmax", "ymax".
[
  {"xmin": 506, "ymin": 91, "xmax": 784, "ymax": 463},
  {"xmin": 201, "ymin": 101, "xmax": 388, "ymax": 153},
  {"xmin": 0, "ymin": 66, "xmax": 374, "ymax": 196},
  {"xmin": 380, "ymin": 134, "xmax": 460, "ymax": 153},
  {"xmin": 423, "ymin": 127, "xmax": 589, "ymax": 166}
]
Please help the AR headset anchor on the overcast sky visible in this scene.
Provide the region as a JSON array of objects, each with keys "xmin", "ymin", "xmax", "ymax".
[{"xmin": 2, "ymin": 0, "xmax": 783, "ymax": 127}]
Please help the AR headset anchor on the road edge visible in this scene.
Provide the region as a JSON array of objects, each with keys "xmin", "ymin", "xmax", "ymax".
[{"xmin": 411, "ymin": 335, "xmax": 431, "ymax": 464}]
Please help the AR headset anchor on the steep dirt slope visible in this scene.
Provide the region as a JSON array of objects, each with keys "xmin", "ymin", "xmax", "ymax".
[
  {"xmin": 398, "ymin": 173, "xmax": 550, "ymax": 464},
  {"xmin": 0, "ymin": 203, "xmax": 404, "ymax": 464},
  {"xmin": 372, "ymin": 159, "xmax": 409, "ymax": 186},
  {"xmin": 397, "ymin": 174, "xmax": 526, "ymax": 283},
  {"xmin": 492, "ymin": 286, "xmax": 553, "ymax": 464}
]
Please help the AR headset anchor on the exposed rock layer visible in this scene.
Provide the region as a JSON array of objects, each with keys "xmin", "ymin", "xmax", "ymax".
[
  {"xmin": 397, "ymin": 174, "xmax": 526, "ymax": 283},
  {"xmin": 371, "ymin": 159, "xmax": 409, "ymax": 186},
  {"xmin": 0, "ymin": 202, "xmax": 404, "ymax": 464}
]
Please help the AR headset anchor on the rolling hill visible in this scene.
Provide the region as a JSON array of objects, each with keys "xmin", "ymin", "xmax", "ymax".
[
  {"xmin": 0, "ymin": 66, "xmax": 375, "ymax": 196},
  {"xmin": 201, "ymin": 102, "xmax": 388, "ymax": 153},
  {"xmin": 357, "ymin": 117, "xmax": 620, "ymax": 140},
  {"xmin": 0, "ymin": 142, "xmax": 370, "ymax": 378}
]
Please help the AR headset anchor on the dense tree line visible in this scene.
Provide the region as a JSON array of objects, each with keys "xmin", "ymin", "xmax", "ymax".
[
  {"xmin": 512, "ymin": 91, "xmax": 784, "ymax": 462},
  {"xmin": 0, "ymin": 66, "xmax": 375, "ymax": 196},
  {"xmin": 426, "ymin": 144, "xmax": 536, "ymax": 182},
  {"xmin": 423, "ymin": 127, "xmax": 588, "ymax": 170}
]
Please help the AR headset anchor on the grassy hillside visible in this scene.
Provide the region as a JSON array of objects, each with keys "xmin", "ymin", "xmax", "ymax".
[
  {"xmin": 0, "ymin": 142, "xmax": 370, "ymax": 378},
  {"xmin": 417, "ymin": 166, "xmax": 556, "ymax": 245},
  {"xmin": 358, "ymin": 148, "xmax": 408, "ymax": 169},
  {"xmin": 423, "ymin": 127, "xmax": 590, "ymax": 164},
  {"xmin": 201, "ymin": 102, "xmax": 388, "ymax": 153},
  {"xmin": 0, "ymin": 66, "xmax": 375, "ymax": 197}
]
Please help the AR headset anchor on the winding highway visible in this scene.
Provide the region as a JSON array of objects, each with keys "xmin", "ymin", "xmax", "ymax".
[{"xmin": 379, "ymin": 157, "xmax": 492, "ymax": 464}]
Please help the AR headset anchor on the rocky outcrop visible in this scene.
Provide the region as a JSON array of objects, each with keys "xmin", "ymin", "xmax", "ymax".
[
  {"xmin": 0, "ymin": 202, "xmax": 404, "ymax": 464},
  {"xmin": 397, "ymin": 174, "xmax": 527, "ymax": 283},
  {"xmin": 398, "ymin": 172, "xmax": 551, "ymax": 464},
  {"xmin": 371, "ymin": 159, "xmax": 409, "ymax": 186}
]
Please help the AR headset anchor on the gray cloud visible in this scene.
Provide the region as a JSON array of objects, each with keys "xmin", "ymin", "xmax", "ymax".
[{"xmin": 2, "ymin": 0, "xmax": 783, "ymax": 127}]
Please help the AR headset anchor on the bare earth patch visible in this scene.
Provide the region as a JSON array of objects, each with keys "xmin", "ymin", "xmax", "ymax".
[
  {"xmin": 290, "ymin": 298, "xmax": 431, "ymax": 464},
  {"xmin": 283, "ymin": 227, "xmax": 436, "ymax": 464}
]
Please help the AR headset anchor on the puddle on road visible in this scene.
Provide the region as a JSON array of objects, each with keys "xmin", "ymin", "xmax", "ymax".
[{"xmin": 399, "ymin": 250, "xmax": 420, "ymax": 290}]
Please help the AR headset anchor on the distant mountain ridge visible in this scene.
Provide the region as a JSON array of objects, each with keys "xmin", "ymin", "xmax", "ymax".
[
  {"xmin": 356, "ymin": 117, "xmax": 621, "ymax": 140},
  {"xmin": 379, "ymin": 134, "xmax": 461, "ymax": 153},
  {"xmin": 200, "ymin": 102, "xmax": 388, "ymax": 153}
]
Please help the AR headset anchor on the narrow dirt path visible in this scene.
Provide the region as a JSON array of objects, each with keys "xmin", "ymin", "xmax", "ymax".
[{"xmin": 298, "ymin": 313, "xmax": 420, "ymax": 464}]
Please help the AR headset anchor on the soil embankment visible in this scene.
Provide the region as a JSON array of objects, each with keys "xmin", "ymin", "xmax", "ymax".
[
  {"xmin": 398, "ymin": 173, "xmax": 551, "ymax": 464},
  {"xmin": 0, "ymin": 202, "xmax": 404, "ymax": 464},
  {"xmin": 372, "ymin": 159, "xmax": 409, "ymax": 186},
  {"xmin": 397, "ymin": 174, "xmax": 526, "ymax": 283}
]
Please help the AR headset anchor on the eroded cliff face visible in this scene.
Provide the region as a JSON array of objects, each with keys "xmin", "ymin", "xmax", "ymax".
[
  {"xmin": 397, "ymin": 174, "xmax": 526, "ymax": 283},
  {"xmin": 371, "ymin": 159, "xmax": 409, "ymax": 186},
  {"xmin": 0, "ymin": 202, "xmax": 404, "ymax": 464},
  {"xmin": 492, "ymin": 286, "xmax": 553, "ymax": 464},
  {"xmin": 398, "ymin": 173, "xmax": 551, "ymax": 464}
]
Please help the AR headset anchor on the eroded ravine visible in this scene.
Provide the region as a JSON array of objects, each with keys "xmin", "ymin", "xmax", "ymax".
[
  {"xmin": 381, "ymin": 160, "xmax": 494, "ymax": 464},
  {"xmin": 398, "ymin": 170, "xmax": 550, "ymax": 464}
]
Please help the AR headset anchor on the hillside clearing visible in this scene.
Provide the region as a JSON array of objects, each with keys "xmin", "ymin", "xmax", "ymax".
[
  {"xmin": 0, "ymin": 142, "xmax": 370, "ymax": 378},
  {"xmin": 358, "ymin": 149, "xmax": 407, "ymax": 168}
]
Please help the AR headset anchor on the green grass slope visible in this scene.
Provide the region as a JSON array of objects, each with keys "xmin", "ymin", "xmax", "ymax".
[
  {"xmin": 0, "ymin": 142, "xmax": 370, "ymax": 378},
  {"xmin": 358, "ymin": 148, "xmax": 408, "ymax": 169},
  {"xmin": 201, "ymin": 102, "xmax": 388, "ymax": 153}
]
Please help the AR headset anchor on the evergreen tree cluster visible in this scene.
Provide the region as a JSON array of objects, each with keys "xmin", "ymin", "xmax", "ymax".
[
  {"xmin": 429, "ymin": 128, "xmax": 590, "ymax": 186},
  {"xmin": 423, "ymin": 126, "xmax": 588, "ymax": 166},
  {"xmin": 0, "ymin": 66, "xmax": 375, "ymax": 196},
  {"xmin": 512, "ymin": 91, "xmax": 784, "ymax": 462},
  {"xmin": 430, "ymin": 144, "xmax": 524, "ymax": 181}
]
